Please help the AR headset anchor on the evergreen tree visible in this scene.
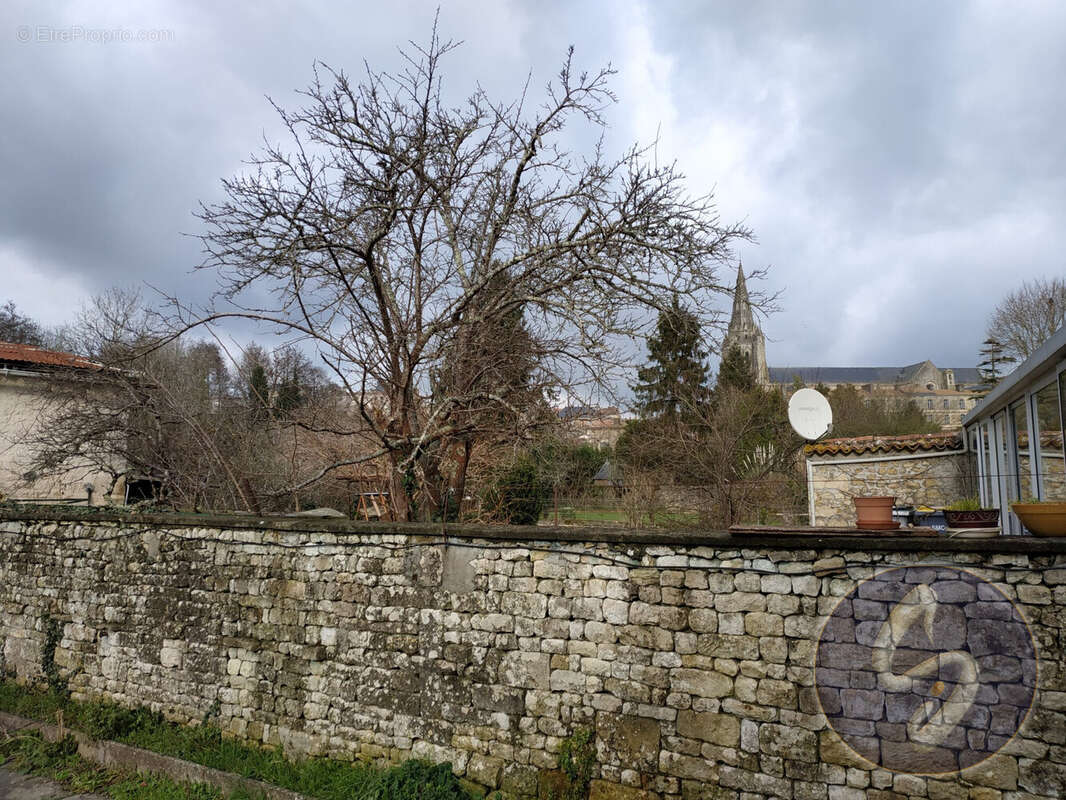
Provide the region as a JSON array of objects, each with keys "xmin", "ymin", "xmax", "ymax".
[
  {"xmin": 632, "ymin": 297, "xmax": 711, "ymax": 422},
  {"xmin": 716, "ymin": 346, "xmax": 756, "ymax": 393},
  {"xmin": 711, "ymin": 349, "xmax": 793, "ymax": 478},
  {"xmin": 978, "ymin": 337, "xmax": 1016, "ymax": 388},
  {"xmin": 247, "ymin": 363, "xmax": 270, "ymax": 415},
  {"xmin": 274, "ymin": 368, "xmax": 303, "ymax": 413}
]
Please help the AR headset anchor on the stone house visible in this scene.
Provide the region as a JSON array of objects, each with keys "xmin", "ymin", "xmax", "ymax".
[
  {"xmin": 0, "ymin": 342, "xmax": 123, "ymax": 504},
  {"xmin": 558, "ymin": 405, "xmax": 625, "ymax": 449}
]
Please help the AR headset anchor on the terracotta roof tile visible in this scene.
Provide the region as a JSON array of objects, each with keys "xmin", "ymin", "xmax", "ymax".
[
  {"xmin": 0, "ymin": 341, "xmax": 100, "ymax": 371},
  {"xmin": 805, "ymin": 432, "xmax": 963, "ymax": 457}
]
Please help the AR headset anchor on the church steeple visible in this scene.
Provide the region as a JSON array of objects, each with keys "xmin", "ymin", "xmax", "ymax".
[
  {"xmin": 729, "ymin": 263, "xmax": 756, "ymax": 330},
  {"xmin": 722, "ymin": 262, "xmax": 770, "ymax": 385}
]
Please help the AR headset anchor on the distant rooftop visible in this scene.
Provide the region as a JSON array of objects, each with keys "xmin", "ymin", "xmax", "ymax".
[
  {"xmin": 770, "ymin": 364, "xmax": 981, "ymax": 385},
  {"xmin": 806, "ymin": 432, "xmax": 963, "ymax": 457},
  {"xmin": 0, "ymin": 342, "xmax": 100, "ymax": 371},
  {"xmin": 557, "ymin": 405, "xmax": 621, "ymax": 421}
]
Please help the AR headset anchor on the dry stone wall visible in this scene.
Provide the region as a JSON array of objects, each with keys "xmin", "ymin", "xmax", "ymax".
[{"xmin": 1, "ymin": 511, "xmax": 1065, "ymax": 799}]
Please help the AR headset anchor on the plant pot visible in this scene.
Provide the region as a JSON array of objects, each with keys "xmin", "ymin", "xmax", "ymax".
[
  {"xmin": 854, "ymin": 496, "xmax": 898, "ymax": 530},
  {"xmin": 1011, "ymin": 503, "xmax": 1066, "ymax": 537},
  {"xmin": 943, "ymin": 509, "xmax": 1001, "ymax": 529}
]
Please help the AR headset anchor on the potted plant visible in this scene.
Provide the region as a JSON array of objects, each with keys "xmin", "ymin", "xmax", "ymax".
[
  {"xmin": 943, "ymin": 497, "xmax": 1000, "ymax": 529},
  {"xmin": 853, "ymin": 496, "xmax": 898, "ymax": 530},
  {"xmin": 1011, "ymin": 498, "xmax": 1066, "ymax": 537}
]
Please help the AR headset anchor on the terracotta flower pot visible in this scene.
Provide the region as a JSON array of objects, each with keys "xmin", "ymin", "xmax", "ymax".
[
  {"xmin": 1011, "ymin": 503, "xmax": 1066, "ymax": 537},
  {"xmin": 853, "ymin": 496, "xmax": 899, "ymax": 530}
]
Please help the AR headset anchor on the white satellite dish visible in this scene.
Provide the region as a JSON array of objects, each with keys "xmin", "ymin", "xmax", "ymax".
[{"xmin": 788, "ymin": 388, "xmax": 833, "ymax": 441}]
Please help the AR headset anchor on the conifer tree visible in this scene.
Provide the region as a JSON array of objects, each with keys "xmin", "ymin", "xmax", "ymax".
[
  {"xmin": 632, "ymin": 297, "xmax": 711, "ymax": 422},
  {"xmin": 716, "ymin": 346, "xmax": 756, "ymax": 393},
  {"xmin": 978, "ymin": 336, "xmax": 1016, "ymax": 388}
]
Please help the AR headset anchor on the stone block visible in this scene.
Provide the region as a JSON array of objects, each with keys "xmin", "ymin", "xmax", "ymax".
[
  {"xmin": 502, "ymin": 591, "xmax": 548, "ymax": 618},
  {"xmin": 589, "ymin": 780, "xmax": 659, "ymax": 800},
  {"xmin": 500, "ymin": 650, "xmax": 551, "ymax": 690},
  {"xmin": 671, "ymin": 668, "xmax": 732, "ymax": 699},
  {"xmin": 962, "ymin": 753, "xmax": 1018, "ymax": 790},
  {"xmin": 467, "ymin": 754, "xmax": 504, "ymax": 788},
  {"xmin": 597, "ymin": 712, "xmax": 660, "ymax": 769},
  {"xmin": 676, "ymin": 710, "xmax": 740, "ymax": 747},
  {"xmin": 659, "ymin": 750, "xmax": 718, "ymax": 782},
  {"xmin": 550, "ymin": 669, "xmax": 585, "ymax": 693},
  {"xmin": 759, "ymin": 722, "xmax": 817, "ymax": 762},
  {"xmin": 744, "ymin": 612, "xmax": 783, "ymax": 637},
  {"xmin": 715, "ymin": 592, "xmax": 766, "ymax": 613}
]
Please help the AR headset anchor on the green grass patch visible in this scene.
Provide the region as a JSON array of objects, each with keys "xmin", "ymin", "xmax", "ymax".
[
  {"xmin": 550, "ymin": 506, "xmax": 700, "ymax": 527},
  {"xmin": 0, "ymin": 680, "xmax": 482, "ymax": 800}
]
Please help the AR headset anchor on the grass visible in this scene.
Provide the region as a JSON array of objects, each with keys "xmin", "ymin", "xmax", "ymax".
[
  {"xmin": 548, "ymin": 505, "xmax": 701, "ymax": 527},
  {"xmin": 0, "ymin": 680, "xmax": 482, "ymax": 800}
]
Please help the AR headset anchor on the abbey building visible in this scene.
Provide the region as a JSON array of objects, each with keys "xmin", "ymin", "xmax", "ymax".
[{"xmin": 722, "ymin": 265, "xmax": 982, "ymax": 429}]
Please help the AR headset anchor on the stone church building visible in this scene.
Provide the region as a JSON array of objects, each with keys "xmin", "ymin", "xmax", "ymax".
[{"xmin": 722, "ymin": 266, "xmax": 982, "ymax": 429}]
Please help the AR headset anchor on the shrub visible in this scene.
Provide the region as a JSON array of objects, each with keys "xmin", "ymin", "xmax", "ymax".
[{"xmin": 482, "ymin": 456, "xmax": 550, "ymax": 525}]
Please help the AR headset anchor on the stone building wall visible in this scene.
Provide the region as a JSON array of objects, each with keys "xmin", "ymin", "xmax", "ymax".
[
  {"xmin": 808, "ymin": 452, "xmax": 975, "ymax": 527},
  {"xmin": 1, "ymin": 510, "xmax": 1065, "ymax": 799}
]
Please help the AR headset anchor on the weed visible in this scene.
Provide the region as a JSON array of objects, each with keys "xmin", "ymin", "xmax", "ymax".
[
  {"xmin": 551, "ymin": 728, "xmax": 595, "ymax": 800},
  {"xmin": 39, "ymin": 614, "xmax": 66, "ymax": 695}
]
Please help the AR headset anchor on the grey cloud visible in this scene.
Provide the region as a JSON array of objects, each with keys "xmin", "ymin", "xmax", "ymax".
[{"xmin": 2, "ymin": 0, "xmax": 1064, "ymax": 372}]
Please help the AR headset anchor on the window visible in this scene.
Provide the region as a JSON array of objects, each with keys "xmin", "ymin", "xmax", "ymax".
[
  {"xmin": 1035, "ymin": 380, "xmax": 1065, "ymax": 501},
  {"xmin": 1011, "ymin": 401, "xmax": 1032, "ymax": 501},
  {"xmin": 980, "ymin": 424, "xmax": 995, "ymax": 508},
  {"xmin": 943, "ymin": 399, "xmax": 949, "ymax": 409},
  {"xmin": 926, "ymin": 399, "xmax": 933, "ymax": 409},
  {"xmin": 959, "ymin": 399, "xmax": 966, "ymax": 409}
]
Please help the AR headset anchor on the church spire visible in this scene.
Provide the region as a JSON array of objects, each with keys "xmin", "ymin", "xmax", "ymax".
[
  {"xmin": 729, "ymin": 263, "xmax": 755, "ymax": 331},
  {"xmin": 721, "ymin": 261, "xmax": 770, "ymax": 386}
]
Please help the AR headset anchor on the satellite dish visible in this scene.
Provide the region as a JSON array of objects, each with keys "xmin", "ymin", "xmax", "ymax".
[{"xmin": 788, "ymin": 388, "xmax": 833, "ymax": 441}]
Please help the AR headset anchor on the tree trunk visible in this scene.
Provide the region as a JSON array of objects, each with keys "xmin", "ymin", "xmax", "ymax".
[
  {"xmin": 389, "ymin": 453, "xmax": 411, "ymax": 522},
  {"xmin": 450, "ymin": 439, "xmax": 474, "ymax": 522}
]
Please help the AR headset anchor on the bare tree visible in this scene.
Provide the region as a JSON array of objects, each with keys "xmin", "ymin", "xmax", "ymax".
[
  {"xmin": 0, "ymin": 301, "xmax": 44, "ymax": 346},
  {"xmin": 21, "ymin": 290, "xmax": 355, "ymax": 513},
  {"xmin": 186, "ymin": 31, "xmax": 750, "ymax": 521},
  {"xmin": 987, "ymin": 277, "xmax": 1066, "ymax": 362}
]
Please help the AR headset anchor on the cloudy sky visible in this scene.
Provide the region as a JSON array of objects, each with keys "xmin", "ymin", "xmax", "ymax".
[{"xmin": 3, "ymin": 0, "xmax": 1065, "ymax": 371}]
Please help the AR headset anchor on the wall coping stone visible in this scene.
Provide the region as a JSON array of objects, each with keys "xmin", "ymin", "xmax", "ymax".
[{"xmin": 3, "ymin": 504, "xmax": 1066, "ymax": 554}]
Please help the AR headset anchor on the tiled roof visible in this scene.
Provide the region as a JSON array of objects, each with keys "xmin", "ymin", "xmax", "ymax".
[
  {"xmin": 805, "ymin": 432, "xmax": 963, "ymax": 457},
  {"xmin": 558, "ymin": 406, "xmax": 621, "ymax": 421},
  {"xmin": 0, "ymin": 342, "xmax": 100, "ymax": 371},
  {"xmin": 886, "ymin": 387, "xmax": 976, "ymax": 397},
  {"xmin": 770, "ymin": 366, "xmax": 982, "ymax": 385}
]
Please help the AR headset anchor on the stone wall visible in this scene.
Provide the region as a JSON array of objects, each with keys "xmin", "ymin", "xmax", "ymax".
[
  {"xmin": 1, "ymin": 509, "xmax": 1065, "ymax": 799},
  {"xmin": 808, "ymin": 452, "xmax": 975, "ymax": 527}
]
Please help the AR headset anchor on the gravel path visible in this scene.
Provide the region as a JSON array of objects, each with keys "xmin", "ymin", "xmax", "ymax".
[{"xmin": 0, "ymin": 765, "xmax": 107, "ymax": 799}]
